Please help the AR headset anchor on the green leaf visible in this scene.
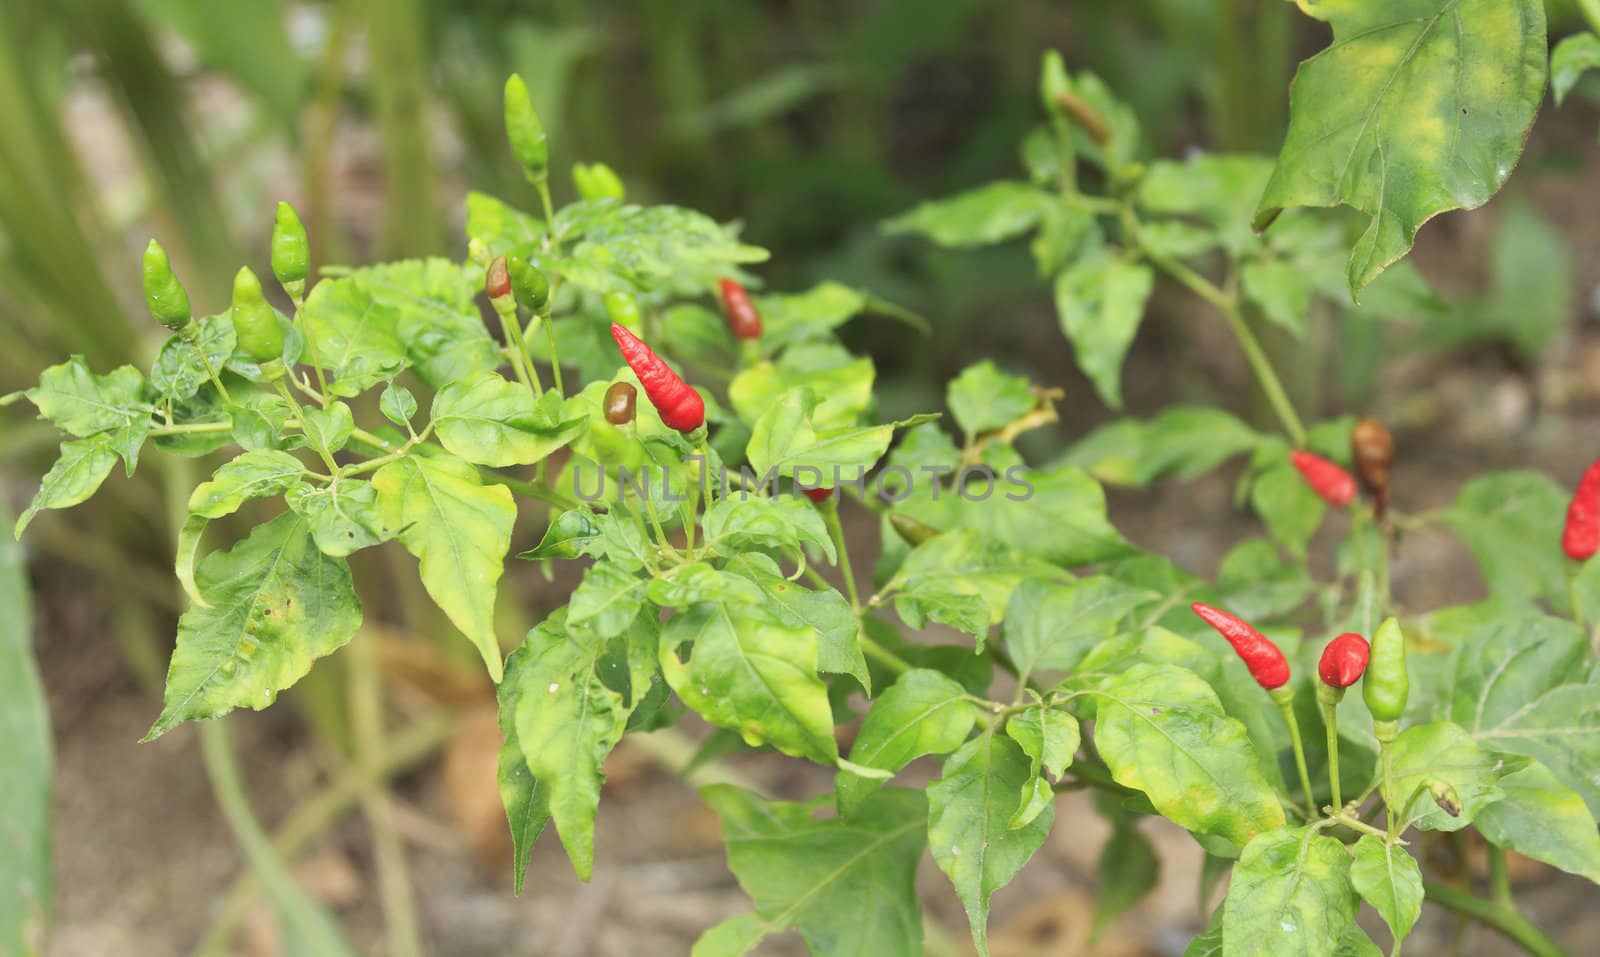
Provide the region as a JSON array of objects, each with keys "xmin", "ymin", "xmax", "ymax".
[
  {"xmin": 144, "ymin": 514, "xmax": 361, "ymax": 739},
  {"xmin": 660, "ymin": 602, "xmax": 837, "ymax": 763},
  {"xmin": 1089, "ymin": 792, "xmax": 1159, "ymax": 940},
  {"xmin": 1448, "ymin": 613, "xmax": 1600, "ymax": 815},
  {"xmin": 432, "ymin": 373, "xmax": 585, "ymax": 467},
  {"xmin": 284, "ymin": 481, "xmax": 390, "ymax": 558},
  {"xmin": 744, "ymin": 387, "xmax": 902, "ymax": 480},
  {"xmin": 465, "ymin": 191, "xmax": 545, "ymax": 259},
  {"xmin": 1138, "ymin": 154, "xmax": 1275, "ymax": 257},
  {"xmin": 495, "ymin": 634, "xmax": 549, "ymax": 895},
  {"xmin": 726, "ymin": 554, "xmax": 868, "ymax": 693},
  {"xmin": 946, "ymin": 360, "xmax": 1035, "ymax": 437},
  {"xmin": 1255, "ymin": 0, "xmax": 1547, "ymax": 295},
  {"xmin": 505, "ymin": 613, "xmax": 631, "ymax": 881},
  {"xmin": 1552, "ymin": 32, "xmax": 1600, "ymax": 105},
  {"xmin": 556, "ymin": 200, "xmax": 768, "ymax": 296},
  {"xmin": 300, "ymin": 403, "xmax": 354, "ymax": 456},
  {"xmin": 0, "ymin": 502, "xmax": 51, "ymax": 954},
  {"xmin": 567, "ymin": 561, "xmax": 648, "ymax": 639},
  {"xmin": 691, "ymin": 913, "xmax": 771, "ymax": 957},
  {"xmin": 1475, "ymin": 760, "xmax": 1600, "ymax": 884},
  {"xmin": 149, "ymin": 314, "xmax": 235, "ymax": 400},
  {"xmin": 837, "ymin": 669, "xmax": 977, "ymax": 815},
  {"xmin": 1241, "ymin": 260, "xmax": 1313, "ymax": 337},
  {"xmin": 1349, "ymin": 835, "xmax": 1423, "ymax": 948},
  {"xmin": 753, "ymin": 281, "xmax": 926, "ymax": 350},
  {"xmin": 1250, "ymin": 457, "xmax": 1325, "ymax": 557},
  {"xmin": 728, "ymin": 343, "xmax": 874, "ymax": 431},
  {"xmin": 1093, "ymin": 663, "xmax": 1285, "ymax": 848},
  {"xmin": 24, "ymin": 356, "xmax": 151, "ymax": 437},
  {"xmin": 14, "ymin": 434, "xmax": 119, "ymax": 536},
  {"xmin": 373, "ymin": 454, "xmax": 516, "ymax": 681},
  {"xmin": 884, "ymin": 180, "xmax": 1054, "ymax": 248},
  {"xmin": 379, "ymin": 383, "xmax": 417, "ymax": 427},
  {"xmin": 889, "ymin": 529, "xmax": 1072, "ymax": 643},
  {"xmin": 188, "ymin": 450, "xmax": 306, "ymax": 519},
  {"xmin": 1216, "ymin": 538, "xmax": 1315, "ymax": 620},
  {"xmin": 1383, "ymin": 722, "xmax": 1515, "ymax": 831},
  {"xmin": 1053, "ymin": 250, "xmax": 1154, "ymax": 409},
  {"xmin": 1222, "ymin": 825, "xmax": 1358, "ymax": 957},
  {"xmin": 1003, "ymin": 577, "xmax": 1159, "ymax": 682},
  {"xmin": 1443, "ymin": 471, "xmax": 1570, "ymax": 611},
  {"xmin": 701, "ymin": 495, "xmax": 835, "ymax": 563},
  {"xmin": 899, "ymin": 458, "xmax": 1137, "ymax": 568},
  {"xmin": 702, "ymin": 785, "xmax": 927, "ymax": 957},
  {"xmin": 1005, "ymin": 703, "xmax": 1079, "ymax": 782},
  {"xmin": 928, "ymin": 734, "xmax": 1053, "ymax": 957}
]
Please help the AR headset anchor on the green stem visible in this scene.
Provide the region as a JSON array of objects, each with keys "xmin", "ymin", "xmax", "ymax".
[
  {"xmin": 274, "ymin": 380, "xmax": 339, "ymax": 473},
  {"xmin": 821, "ymin": 500, "xmax": 861, "ymax": 612},
  {"xmin": 348, "ymin": 636, "xmax": 423, "ymax": 957},
  {"xmin": 855, "ymin": 627, "xmax": 913, "ymax": 675},
  {"xmin": 1136, "ymin": 224, "xmax": 1308, "ymax": 447},
  {"xmin": 493, "ymin": 303, "xmax": 539, "ymax": 394},
  {"xmin": 197, "ymin": 721, "xmax": 354, "ymax": 955},
  {"xmin": 1423, "ymin": 880, "xmax": 1568, "ymax": 957},
  {"xmin": 1488, "ymin": 845, "xmax": 1513, "ymax": 907},
  {"xmin": 1382, "ymin": 742, "xmax": 1397, "ymax": 839},
  {"xmin": 291, "ymin": 291, "xmax": 331, "ymax": 405},
  {"xmin": 1322, "ymin": 697, "xmax": 1343, "ymax": 810},
  {"xmin": 1276, "ymin": 697, "xmax": 1316, "ymax": 817},
  {"xmin": 183, "ymin": 328, "xmax": 232, "ymax": 404},
  {"xmin": 152, "ymin": 420, "xmax": 234, "ymax": 436},
  {"xmin": 541, "ymin": 310, "xmax": 565, "ymax": 395},
  {"xmin": 1330, "ymin": 811, "xmax": 1393, "ymax": 843}
]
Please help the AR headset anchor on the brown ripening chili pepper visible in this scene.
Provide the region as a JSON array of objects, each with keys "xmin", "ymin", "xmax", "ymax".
[
  {"xmin": 1350, "ymin": 417, "xmax": 1394, "ymax": 518},
  {"xmin": 610, "ymin": 323, "xmax": 705, "ymax": 433},
  {"xmin": 1317, "ymin": 633, "xmax": 1370, "ymax": 690},
  {"xmin": 1290, "ymin": 450, "xmax": 1356, "ymax": 508},
  {"xmin": 485, "ymin": 256, "xmax": 512, "ymax": 301},
  {"xmin": 1191, "ymin": 602, "xmax": 1290, "ymax": 691},
  {"xmin": 603, "ymin": 381, "xmax": 637, "ymax": 425},
  {"xmin": 1564, "ymin": 457, "xmax": 1600, "ymax": 561},
  {"xmin": 718, "ymin": 278, "xmax": 763, "ymax": 340}
]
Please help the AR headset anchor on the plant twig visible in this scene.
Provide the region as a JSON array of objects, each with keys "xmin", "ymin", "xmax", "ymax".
[{"xmin": 1423, "ymin": 880, "xmax": 1568, "ymax": 957}]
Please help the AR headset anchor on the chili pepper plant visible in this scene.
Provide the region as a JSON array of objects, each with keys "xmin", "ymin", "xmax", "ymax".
[{"xmin": 10, "ymin": 4, "xmax": 1600, "ymax": 955}]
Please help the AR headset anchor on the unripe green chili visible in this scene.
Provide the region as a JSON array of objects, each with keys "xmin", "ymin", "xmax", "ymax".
[
  {"xmin": 508, "ymin": 256, "xmax": 550, "ymax": 314},
  {"xmin": 604, "ymin": 292, "xmax": 642, "ymax": 334},
  {"xmin": 142, "ymin": 239, "xmax": 192, "ymax": 332},
  {"xmin": 504, "ymin": 74, "xmax": 548, "ymax": 180},
  {"xmin": 889, "ymin": 513, "xmax": 940, "ymax": 547},
  {"xmin": 271, "ymin": 201, "xmax": 309, "ymax": 292},
  {"xmin": 1363, "ymin": 616, "xmax": 1408, "ymax": 736},
  {"xmin": 230, "ymin": 266, "xmax": 284, "ymax": 363},
  {"xmin": 573, "ymin": 162, "xmax": 625, "ymax": 201}
]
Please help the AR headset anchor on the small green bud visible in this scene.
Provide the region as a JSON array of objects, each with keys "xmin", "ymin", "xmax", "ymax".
[
  {"xmin": 504, "ymin": 74, "xmax": 548, "ymax": 180},
  {"xmin": 572, "ymin": 162, "xmax": 625, "ymax": 202},
  {"xmin": 230, "ymin": 266, "xmax": 284, "ymax": 363},
  {"xmin": 507, "ymin": 256, "xmax": 549, "ymax": 314},
  {"xmin": 1039, "ymin": 50, "xmax": 1070, "ymax": 116},
  {"xmin": 142, "ymin": 239, "xmax": 192, "ymax": 331},
  {"xmin": 271, "ymin": 201, "xmax": 310, "ymax": 289},
  {"xmin": 603, "ymin": 291, "xmax": 642, "ymax": 333},
  {"xmin": 467, "ymin": 237, "xmax": 491, "ymax": 266}
]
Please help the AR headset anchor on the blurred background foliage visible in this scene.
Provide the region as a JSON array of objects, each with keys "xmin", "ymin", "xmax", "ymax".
[{"xmin": 1, "ymin": 0, "xmax": 1596, "ymax": 666}]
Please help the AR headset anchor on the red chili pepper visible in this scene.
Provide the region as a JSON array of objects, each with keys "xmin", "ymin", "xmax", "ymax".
[
  {"xmin": 1317, "ymin": 633, "xmax": 1370, "ymax": 689},
  {"xmin": 1290, "ymin": 450, "xmax": 1356, "ymax": 508},
  {"xmin": 802, "ymin": 486, "xmax": 833, "ymax": 502},
  {"xmin": 1191, "ymin": 602, "xmax": 1290, "ymax": 690},
  {"xmin": 609, "ymin": 323, "xmax": 705, "ymax": 433},
  {"xmin": 1563, "ymin": 458, "xmax": 1600, "ymax": 560},
  {"xmin": 718, "ymin": 278, "xmax": 762, "ymax": 340}
]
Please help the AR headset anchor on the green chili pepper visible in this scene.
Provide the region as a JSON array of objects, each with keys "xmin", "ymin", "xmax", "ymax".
[
  {"xmin": 603, "ymin": 292, "xmax": 642, "ymax": 334},
  {"xmin": 503, "ymin": 74, "xmax": 548, "ymax": 181},
  {"xmin": 1363, "ymin": 616, "xmax": 1408, "ymax": 738},
  {"xmin": 508, "ymin": 256, "xmax": 549, "ymax": 315},
  {"xmin": 142, "ymin": 239, "xmax": 192, "ymax": 332},
  {"xmin": 572, "ymin": 162, "xmax": 625, "ymax": 202},
  {"xmin": 230, "ymin": 266, "xmax": 284, "ymax": 364},
  {"xmin": 271, "ymin": 201, "xmax": 309, "ymax": 293}
]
